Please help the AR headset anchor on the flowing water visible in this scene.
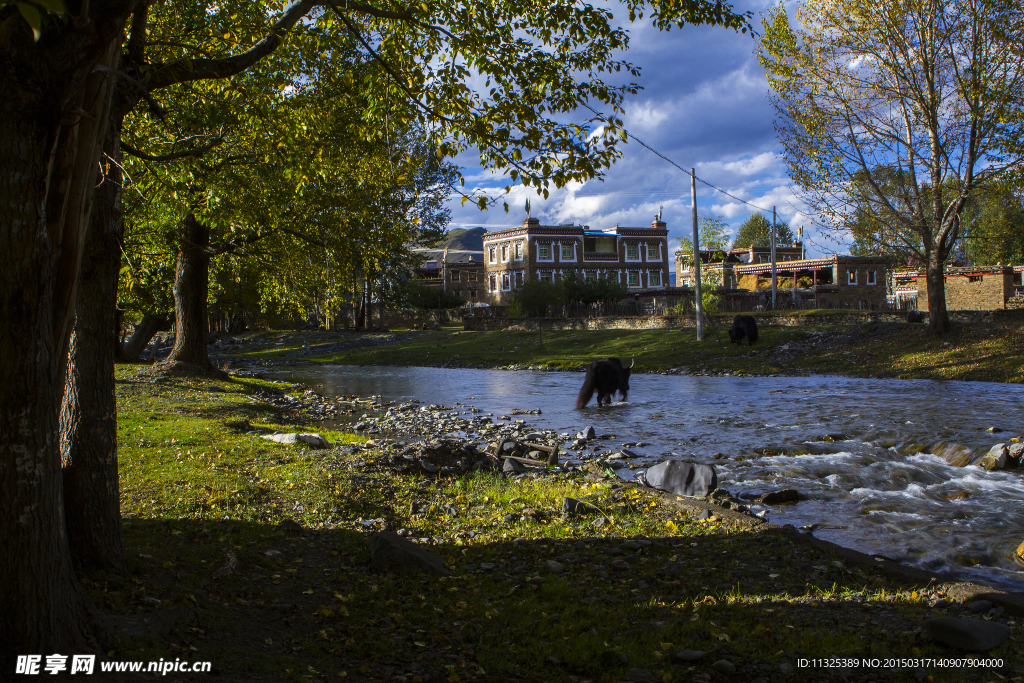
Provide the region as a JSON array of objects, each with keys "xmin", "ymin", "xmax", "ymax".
[{"xmin": 266, "ymin": 365, "xmax": 1024, "ymax": 592}]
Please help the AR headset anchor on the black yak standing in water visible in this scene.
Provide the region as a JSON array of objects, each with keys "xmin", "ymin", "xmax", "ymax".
[
  {"xmin": 729, "ymin": 315, "xmax": 758, "ymax": 345},
  {"xmin": 576, "ymin": 357, "xmax": 632, "ymax": 408}
]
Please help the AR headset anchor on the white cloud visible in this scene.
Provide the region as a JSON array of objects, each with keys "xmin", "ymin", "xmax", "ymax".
[{"xmin": 443, "ymin": 0, "xmax": 842, "ymax": 258}]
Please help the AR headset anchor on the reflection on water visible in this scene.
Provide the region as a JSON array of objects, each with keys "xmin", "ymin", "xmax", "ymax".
[{"xmin": 267, "ymin": 365, "xmax": 1024, "ymax": 591}]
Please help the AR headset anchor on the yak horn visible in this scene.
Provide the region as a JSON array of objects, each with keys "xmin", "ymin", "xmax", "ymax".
[{"xmin": 629, "ymin": 357, "xmax": 635, "ymax": 368}]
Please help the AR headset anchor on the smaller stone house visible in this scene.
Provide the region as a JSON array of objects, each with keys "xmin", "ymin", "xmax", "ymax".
[
  {"xmin": 678, "ymin": 251, "xmax": 888, "ymax": 309},
  {"xmin": 916, "ymin": 266, "xmax": 1016, "ymax": 311},
  {"xmin": 412, "ymin": 250, "xmax": 486, "ymax": 304}
]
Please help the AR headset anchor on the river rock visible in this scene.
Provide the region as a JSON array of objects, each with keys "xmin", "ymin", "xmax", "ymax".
[
  {"xmin": 923, "ymin": 617, "xmax": 1011, "ymax": 651},
  {"xmin": 759, "ymin": 489, "xmax": 799, "ymax": 505},
  {"xmin": 644, "ymin": 461, "xmax": 717, "ymax": 498},
  {"xmin": 673, "ymin": 650, "xmax": 706, "ymax": 662},
  {"xmin": 965, "ymin": 600, "xmax": 993, "ymax": 613},
  {"xmin": 1009, "ymin": 443, "xmax": 1024, "ymax": 466},
  {"xmin": 261, "ymin": 432, "xmax": 331, "ymax": 448},
  {"xmin": 503, "ymin": 458, "xmax": 527, "ymax": 474},
  {"xmin": 579, "ymin": 426, "xmax": 597, "ymax": 440},
  {"xmin": 928, "ymin": 442, "xmax": 983, "ymax": 467},
  {"xmin": 369, "ymin": 530, "xmax": 452, "ymax": 577},
  {"xmin": 712, "ymin": 660, "xmax": 736, "ymax": 675},
  {"xmin": 979, "ymin": 443, "xmax": 1008, "ymax": 471},
  {"xmin": 1016, "ymin": 540, "xmax": 1024, "ymax": 562},
  {"xmin": 542, "ymin": 560, "xmax": 565, "ymax": 574}
]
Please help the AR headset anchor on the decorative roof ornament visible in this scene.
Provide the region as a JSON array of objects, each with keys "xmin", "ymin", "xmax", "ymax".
[
  {"xmin": 525, "ymin": 198, "xmax": 531, "ymax": 216},
  {"xmin": 657, "ymin": 205, "xmax": 663, "ymax": 222}
]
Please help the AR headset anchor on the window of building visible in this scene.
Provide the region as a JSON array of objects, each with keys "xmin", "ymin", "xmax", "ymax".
[
  {"xmin": 626, "ymin": 244, "xmax": 638, "ymax": 260},
  {"xmin": 515, "ymin": 271, "xmax": 524, "ymax": 288},
  {"xmin": 450, "ymin": 270, "xmax": 460, "ymax": 281},
  {"xmin": 848, "ymin": 270, "xmax": 858, "ymax": 285},
  {"xmin": 628, "ymin": 271, "xmax": 639, "ymax": 286},
  {"xmin": 969, "ymin": 275, "xmax": 982, "ymax": 283},
  {"xmin": 470, "ymin": 289, "xmax": 477, "ymax": 299},
  {"xmin": 585, "ymin": 272, "xmax": 595, "ymax": 282},
  {"xmin": 584, "ymin": 236, "xmax": 616, "ymax": 253},
  {"xmin": 649, "ymin": 270, "xmax": 661, "ymax": 287},
  {"xmin": 538, "ymin": 244, "xmax": 551, "ymax": 259},
  {"xmin": 539, "ymin": 271, "xmax": 551, "ymax": 282},
  {"xmin": 489, "ymin": 274, "xmax": 497, "ymax": 291},
  {"xmin": 647, "ymin": 245, "xmax": 659, "ymax": 261},
  {"xmin": 867, "ymin": 270, "xmax": 877, "ymax": 285},
  {"xmin": 488, "ymin": 247, "xmax": 496, "ymax": 263},
  {"xmin": 561, "ymin": 244, "xmax": 573, "ymax": 260},
  {"xmin": 468, "ymin": 270, "xmax": 477, "ymax": 282},
  {"xmin": 502, "ymin": 272, "xmax": 510, "ymax": 290},
  {"xmin": 515, "ymin": 242, "xmax": 523, "ymax": 259},
  {"xmin": 501, "ymin": 244, "xmax": 508, "ymax": 261}
]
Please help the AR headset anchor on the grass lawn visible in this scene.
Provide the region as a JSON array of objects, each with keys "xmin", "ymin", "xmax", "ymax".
[
  {"xmin": 223, "ymin": 325, "xmax": 822, "ymax": 376},
  {"xmin": 92, "ymin": 368, "xmax": 1023, "ymax": 682},
  {"xmin": 219, "ymin": 317, "xmax": 1024, "ymax": 384}
]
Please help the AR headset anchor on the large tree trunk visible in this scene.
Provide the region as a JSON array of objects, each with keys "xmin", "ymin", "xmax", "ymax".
[
  {"xmin": 121, "ymin": 312, "xmax": 173, "ymax": 361},
  {"xmin": 926, "ymin": 252, "xmax": 951, "ymax": 334},
  {"xmin": 0, "ymin": 20, "xmax": 130, "ymax": 659},
  {"xmin": 165, "ymin": 213, "xmax": 215, "ymax": 370},
  {"xmin": 60, "ymin": 126, "xmax": 127, "ymax": 573}
]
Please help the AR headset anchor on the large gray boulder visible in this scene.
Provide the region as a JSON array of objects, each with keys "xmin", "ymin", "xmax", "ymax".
[
  {"xmin": 261, "ymin": 433, "xmax": 331, "ymax": 448},
  {"xmin": 644, "ymin": 460, "xmax": 717, "ymax": 497},
  {"xmin": 923, "ymin": 617, "xmax": 1011, "ymax": 652},
  {"xmin": 369, "ymin": 531, "xmax": 452, "ymax": 576}
]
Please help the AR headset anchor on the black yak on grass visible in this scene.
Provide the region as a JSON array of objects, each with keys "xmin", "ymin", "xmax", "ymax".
[
  {"xmin": 729, "ymin": 315, "xmax": 758, "ymax": 345},
  {"xmin": 576, "ymin": 357, "xmax": 632, "ymax": 408}
]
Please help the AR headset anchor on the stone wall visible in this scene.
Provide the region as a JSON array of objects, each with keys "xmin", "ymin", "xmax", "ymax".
[{"xmin": 461, "ymin": 308, "xmax": 1024, "ymax": 331}]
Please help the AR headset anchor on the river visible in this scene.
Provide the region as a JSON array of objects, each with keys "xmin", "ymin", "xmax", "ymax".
[{"xmin": 265, "ymin": 364, "xmax": 1024, "ymax": 592}]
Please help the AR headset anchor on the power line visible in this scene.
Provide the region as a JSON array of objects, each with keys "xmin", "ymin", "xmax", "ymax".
[{"xmin": 581, "ymin": 103, "xmax": 775, "ymax": 213}]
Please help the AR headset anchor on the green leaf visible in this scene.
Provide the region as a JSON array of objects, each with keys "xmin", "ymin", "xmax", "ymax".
[
  {"xmin": 16, "ymin": 2, "xmax": 43, "ymax": 41},
  {"xmin": 32, "ymin": 0, "xmax": 67, "ymax": 14}
]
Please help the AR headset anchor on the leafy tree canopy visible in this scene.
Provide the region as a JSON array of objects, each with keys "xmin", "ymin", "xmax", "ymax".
[
  {"xmin": 676, "ymin": 216, "xmax": 731, "ymax": 257},
  {"xmin": 730, "ymin": 213, "xmax": 793, "ymax": 250}
]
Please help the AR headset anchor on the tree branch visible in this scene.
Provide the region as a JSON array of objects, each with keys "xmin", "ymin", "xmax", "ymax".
[
  {"xmin": 121, "ymin": 137, "xmax": 225, "ymax": 162},
  {"xmin": 93, "ymin": 64, "xmax": 166, "ymax": 119},
  {"xmin": 143, "ymin": 0, "xmax": 321, "ymax": 91}
]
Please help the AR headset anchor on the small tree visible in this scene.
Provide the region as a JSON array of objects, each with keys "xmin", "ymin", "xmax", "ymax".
[
  {"xmin": 508, "ymin": 280, "xmax": 564, "ymax": 317},
  {"xmin": 405, "ymin": 280, "xmax": 466, "ymax": 310},
  {"xmin": 561, "ymin": 271, "xmax": 630, "ymax": 305},
  {"xmin": 731, "ymin": 212, "xmax": 794, "ymax": 250},
  {"xmin": 676, "ymin": 216, "xmax": 732, "ymax": 257}
]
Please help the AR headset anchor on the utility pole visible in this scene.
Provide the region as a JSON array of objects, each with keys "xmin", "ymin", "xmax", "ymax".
[
  {"xmin": 771, "ymin": 206, "xmax": 778, "ymax": 311},
  {"xmin": 691, "ymin": 169, "xmax": 704, "ymax": 341}
]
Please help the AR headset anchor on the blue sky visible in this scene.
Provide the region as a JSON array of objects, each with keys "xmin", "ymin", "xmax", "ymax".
[{"xmin": 443, "ymin": 0, "xmax": 840, "ymax": 263}]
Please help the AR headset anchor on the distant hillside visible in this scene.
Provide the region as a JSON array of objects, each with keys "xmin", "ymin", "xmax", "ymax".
[{"xmin": 441, "ymin": 227, "xmax": 486, "ymax": 251}]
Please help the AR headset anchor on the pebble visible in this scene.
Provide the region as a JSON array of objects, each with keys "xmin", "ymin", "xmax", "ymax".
[
  {"xmin": 966, "ymin": 599, "xmax": 993, "ymax": 613},
  {"xmin": 712, "ymin": 660, "xmax": 735, "ymax": 674},
  {"xmin": 626, "ymin": 668, "xmax": 657, "ymax": 683},
  {"xmin": 542, "ymin": 560, "xmax": 565, "ymax": 574},
  {"xmin": 673, "ymin": 650, "xmax": 706, "ymax": 661}
]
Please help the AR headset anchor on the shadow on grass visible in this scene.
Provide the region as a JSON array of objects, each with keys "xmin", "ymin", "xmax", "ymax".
[{"xmin": 82, "ymin": 514, "xmax": 1019, "ymax": 683}]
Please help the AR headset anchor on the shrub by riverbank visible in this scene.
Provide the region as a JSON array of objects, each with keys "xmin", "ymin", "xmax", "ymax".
[{"xmin": 99, "ymin": 369, "xmax": 1022, "ymax": 682}]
